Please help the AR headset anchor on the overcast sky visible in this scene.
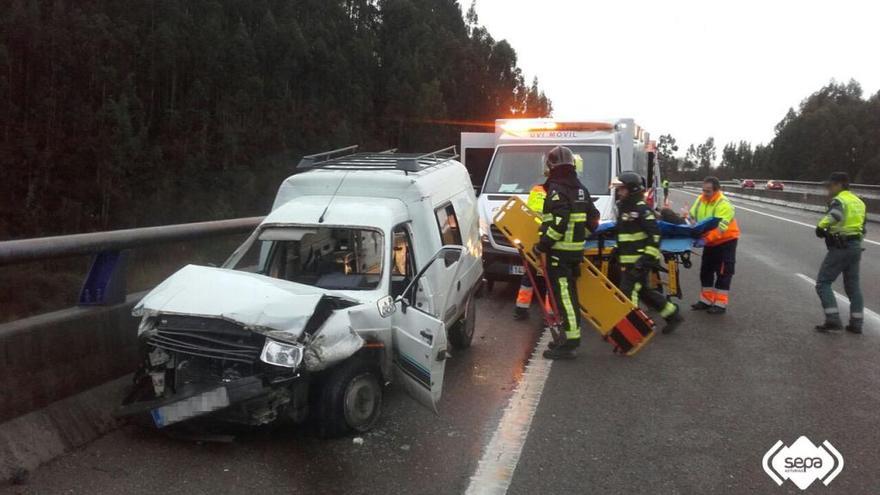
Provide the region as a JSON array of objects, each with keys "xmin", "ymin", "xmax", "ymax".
[{"xmin": 474, "ymin": 0, "xmax": 880, "ymax": 154}]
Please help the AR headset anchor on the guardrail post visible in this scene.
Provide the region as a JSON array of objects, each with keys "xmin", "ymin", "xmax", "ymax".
[{"xmin": 78, "ymin": 250, "xmax": 128, "ymax": 306}]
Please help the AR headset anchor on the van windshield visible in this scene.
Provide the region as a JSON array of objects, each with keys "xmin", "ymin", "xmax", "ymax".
[
  {"xmin": 229, "ymin": 226, "xmax": 384, "ymax": 290},
  {"xmin": 483, "ymin": 145, "xmax": 612, "ymax": 195}
]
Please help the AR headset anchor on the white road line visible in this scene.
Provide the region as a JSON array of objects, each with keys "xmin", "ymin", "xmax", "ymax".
[
  {"xmin": 676, "ymin": 190, "xmax": 880, "ymax": 247},
  {"xmin": 465, "ymin": 331, "xmax": 553, "ymax": 495},
  {"xmin": 795, "ymin": 273, "xmax": 880, "ymax": 334}
]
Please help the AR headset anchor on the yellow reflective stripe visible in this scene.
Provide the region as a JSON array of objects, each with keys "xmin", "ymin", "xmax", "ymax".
[
  {"xmin": 558, "ymin": 278, "xmax": 580, "ymax": 339},
  {"xmin": 618, "ymin": 232, "xmax": 648, "ymax": 242},
  {"xmin": 619, "ymin": 255, "xmax": 641, "ymax": 264},
  {"xmin": 652, "ymin": 235, "xmax": 661, "ymax": 243},
  {"xmin": 660, "ymin": 302, "xmax": 677, "ymax": 318},
  {"xmin": 546, "ymin": 227, "xmax": 564, "ymax": 240},
  {"xmin": 552, "ymin": 241, "xmax": 584, "ymax": 251},
  {"xmin": 631, "ymin": 282, "xmax": 642, "ymax": 306},
  {"xmin": 570, "ymin": 213, "xmax": 587, "ymax": 221},
  {"xmin": 542, "ymin": 213, "xmax": 554, "ymax": 221},
  {"xmin": 644, "ymin": 246, "xmax": 662, "ymax": 259}
]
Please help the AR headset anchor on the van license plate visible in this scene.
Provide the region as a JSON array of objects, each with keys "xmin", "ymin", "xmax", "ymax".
[
  {"xmin": 151, "ymin": 387, "xmax": 230, "ymax": 428},
  {"xmin": 509, "ymin": 265, "xmax": 525, "ymax": 276}
]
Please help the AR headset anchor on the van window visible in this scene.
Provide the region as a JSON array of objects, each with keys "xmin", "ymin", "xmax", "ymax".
[
  {"xmin": 483, "ymin": 145, "xmax": 612, "ymax": 196},
  {"xmin": 230, "ymin": 226, "xmax": 384, "ymax": 290},
  {"xmin": 390, "ymin": 225, "xmax": 416, "ymax": 298},
  {"xmin": 435, "ymin": 204, "xmax": 462, "ymax": 246}
]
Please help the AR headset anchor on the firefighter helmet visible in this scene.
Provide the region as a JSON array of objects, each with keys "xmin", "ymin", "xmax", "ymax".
[
  {"xmin": 617, "ymin": 171, "xmax": 645, "ymax": 193},
  {"xmin": 545, "ymin": 146, "xmax": 575, "ymax": 169}
]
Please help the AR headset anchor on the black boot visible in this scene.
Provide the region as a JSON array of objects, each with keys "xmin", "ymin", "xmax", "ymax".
[
  {"xmin": 543, "ymin": 339, "xmax": 578, "ymax": 360},
  {"xmin": 513, "ymin": 307, "xmax": 529, "ymax": 321},
  {"xmin": 707, "ymin": 306, "xmax": 727, "ymax": 315},
  {"xmin": 815, "ymin": 321, "xmax": 843, "ymax": 332},
  {"xmin": 691, "ymin": 301, "xmax": 711, "ymax": 311},
  {"xmin": 663, "ymin": 306, "xmax": 683, "ymax": 334},
  {"xmin": 846, "ymin": 320, "xmax": 863, "ymax": 334}
]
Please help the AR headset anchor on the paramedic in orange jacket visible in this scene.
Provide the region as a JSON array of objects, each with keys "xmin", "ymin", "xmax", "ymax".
[
  {"xmin": 513, "ymin": 182, "xmax": 548, "ymax": 320},
  {"xmin": 689, "ymin": 176, "xmax": 740, "ymax": 314}
]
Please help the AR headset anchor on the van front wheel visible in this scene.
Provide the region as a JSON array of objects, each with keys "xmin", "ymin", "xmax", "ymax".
[
  {"xmin": 318, "ymin": 358, "xmax": 382, "ymax": 437},
  {"xmin": 448, "ymin": 294, "xmax": 476, "ymax": 349}
]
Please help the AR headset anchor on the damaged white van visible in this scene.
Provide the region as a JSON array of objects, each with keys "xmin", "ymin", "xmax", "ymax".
[{"xmin": 119, "ymin": 146, "xmax": 482, "ymax": 436}]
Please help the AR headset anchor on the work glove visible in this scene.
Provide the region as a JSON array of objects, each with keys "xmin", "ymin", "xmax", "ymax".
[{"xmin": 815, "ymin": 227, "xmax": 828, "ymax": 238}]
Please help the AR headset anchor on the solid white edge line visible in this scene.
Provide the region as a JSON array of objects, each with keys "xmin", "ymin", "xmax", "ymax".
[
  {"xmin": 465, "ymin": 330, "xmax": 553, "ymax": 495},
  {"xmin": 676, "ymin": 189, "xmax": 880, "ymax": 247},
  {"xmin": 795, "ymin": 273, "xmax": 880, "ymax": 334}
]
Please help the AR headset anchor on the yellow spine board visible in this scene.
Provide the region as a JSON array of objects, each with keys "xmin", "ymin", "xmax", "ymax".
[{"xmin": 493, "ymin": 197, "xmax": 655, "ymax": 356}]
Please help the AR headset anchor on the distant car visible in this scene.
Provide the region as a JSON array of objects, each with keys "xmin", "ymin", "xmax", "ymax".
[
  {"xmin": 766, "ymin": 180, "xmax": 785, "ymax": 191},
  {"xmin": 741, "ymin": 179, "xmax": 755, "ymax": 189}
]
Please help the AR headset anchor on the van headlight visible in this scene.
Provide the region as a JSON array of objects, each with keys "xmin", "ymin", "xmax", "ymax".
[
  {"xmin": 260, "ymin": 340, "xmax": 304, "ymax": 369},
  {"xmin": 479, "ymin": 218, "xmax": 490, "ymax": 243}
]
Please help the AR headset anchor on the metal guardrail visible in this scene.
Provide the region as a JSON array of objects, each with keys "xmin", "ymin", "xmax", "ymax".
[{"xmin": 0, "ymin": 217, "xmax": 263, "ymax": 306}]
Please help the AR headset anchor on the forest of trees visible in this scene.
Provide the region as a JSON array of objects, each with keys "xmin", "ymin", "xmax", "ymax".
[
  {"xmin": 0, "ymin": 0, "xmax": 551, "ymax": 239},
  {"xmin": 659, "ymin": 80, "xmax": 880, "ymax": 184}
]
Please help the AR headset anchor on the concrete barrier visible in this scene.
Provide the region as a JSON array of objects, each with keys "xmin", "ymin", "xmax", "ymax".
[
  {"xmin": 0, "ymin": 293, "xmax": 144, "ymax": 481},
  {"xmin": 0, "ymin": 292, "xmax": 143, "ymax": 424}
]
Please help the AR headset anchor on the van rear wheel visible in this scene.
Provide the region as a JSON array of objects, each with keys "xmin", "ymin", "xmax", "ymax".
[
  {"xmin": 317, "ymin": 358, "xmax": 382, "ymax": 437},
  {"xmin": 448, "ymin": 293, "xmax": 476, "ymax": 349}
]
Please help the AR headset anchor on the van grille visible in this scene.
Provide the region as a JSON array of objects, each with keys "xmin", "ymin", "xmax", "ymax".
[
  {"xmin": 490, "ymin": 224, "xmax": 514, "ymax": 249},
  {"xmin": 149, "ymin": 315, "xmax": 263, "ymax": 364}
]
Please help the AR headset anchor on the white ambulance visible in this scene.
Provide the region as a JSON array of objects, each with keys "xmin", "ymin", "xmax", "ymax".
[{"xmin": 461, "ymin": 119, "xmax": 661, "ymax": 288}]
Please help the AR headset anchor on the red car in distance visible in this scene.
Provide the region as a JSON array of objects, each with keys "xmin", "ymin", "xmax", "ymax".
[
  {"xmin": 766, "ymin": 180, "xmax": 785, "ymax": 191},
  {"xmin": 741, "ymin": 179, "xmax": 755, "ymax": 189}
]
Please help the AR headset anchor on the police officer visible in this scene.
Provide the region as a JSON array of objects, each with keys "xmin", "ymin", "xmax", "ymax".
[
  {"xmin": 814, "ymin": 172, "xmax": 867, "ymax": 333},
  {"xmin": 513, "ymin": 180, "xmax": 548, "ymax": 320},
  {"xmin": 615, "ymin": 172, "xmax": 683, "ymax": 333},
  {"xmin": 533, "ymin": 146, "xmax": 599, "ymax": 359}
]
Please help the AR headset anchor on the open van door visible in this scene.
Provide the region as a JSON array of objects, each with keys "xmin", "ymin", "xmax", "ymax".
[
  {"xmin": 391, "ymin": 247, "xmax": 463, "ymax": 411},
  {"xmin": 461, "ymin": 132, "xmax": 496, "ymax": 192}
]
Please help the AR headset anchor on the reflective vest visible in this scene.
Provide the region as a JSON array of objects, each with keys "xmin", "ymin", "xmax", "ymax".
[
  {"xmin": 818, "ymin": 190, "xmax": 866, "ymax": 236},
  {"xmin": 526, "ymin": 184, "xmax": 546, "ymax": 212},
  {"xmin": 540, "ymin": 184, "xmax": 594, "ymax": 254},
  {"xmin": 690, "ymin": 191, "xmax": 740, "ymax": 246},
  {"xmin": 662, "ymin": 179, "xmax": 669, "ymax": 188}
]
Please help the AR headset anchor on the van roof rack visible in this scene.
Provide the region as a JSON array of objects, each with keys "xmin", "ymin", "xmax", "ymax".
[{"xmin": 297, "ymin": 146, "xmax": 459, "ymax": 174}]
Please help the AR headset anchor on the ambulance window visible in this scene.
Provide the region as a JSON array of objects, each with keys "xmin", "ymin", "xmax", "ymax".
[{"xmin": 435, "ymin": 204, "xmax": 462, "ymax": 246}]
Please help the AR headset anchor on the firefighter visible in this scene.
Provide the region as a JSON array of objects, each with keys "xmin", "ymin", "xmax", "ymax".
[
  {"xmin": 689, "ymin": 176, "xmax": 740, "ymax": 314},
  {"xmin": 614, "ymin": 172, "xmax": 683, "ymax": 333},
  {"xmin": 513, "ymin": 179, "xmax": 548, "ymax": 320},
  {"xmin": 814, "ymin": 172, "xmax": 866, "ymax": 333},
  {"xmin": 532, "ymin": 146, "xmax": 599, "ymax": 359}
]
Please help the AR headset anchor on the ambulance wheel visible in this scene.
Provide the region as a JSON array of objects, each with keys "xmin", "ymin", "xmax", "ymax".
[
  {"xmin": 449, "ymin": 294, "xmax": 476, "ymax": 349},
  {"xmin": 318, "ymin": 358, "xmax": 382, "ymax": 437}
]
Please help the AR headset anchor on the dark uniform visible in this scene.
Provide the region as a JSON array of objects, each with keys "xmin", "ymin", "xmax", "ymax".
[
  {"xmin": 615, "ymin": 172, "xmax": 683, "ymax": 333},
  {"xmin": 534, "ymin": 147, "xmax": 599, "ymax": 359}
]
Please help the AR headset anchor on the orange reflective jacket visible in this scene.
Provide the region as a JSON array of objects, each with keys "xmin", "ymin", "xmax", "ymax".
[{"xmin": 690, "ymin": 191, "xmax": 740, "ymax": 246}]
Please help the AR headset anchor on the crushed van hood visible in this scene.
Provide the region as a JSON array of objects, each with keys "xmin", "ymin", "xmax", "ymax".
[{"xmin": 133, "ymin": 264, "xmax": 360, "ymax": 341}]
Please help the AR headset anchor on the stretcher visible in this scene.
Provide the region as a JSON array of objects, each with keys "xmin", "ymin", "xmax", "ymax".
[{"xmin": 493, "ymin": 197, "xmax": 656, "ymax": 356}]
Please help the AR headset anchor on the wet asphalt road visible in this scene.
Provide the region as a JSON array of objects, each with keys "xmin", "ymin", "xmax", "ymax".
[
  {"xmin": 4, "ymin": 189, "xmax": 879, "ymax": 494},
  {"xmin": 508, "ymin": 190, "xmax": 880, "ymax": 494}
]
